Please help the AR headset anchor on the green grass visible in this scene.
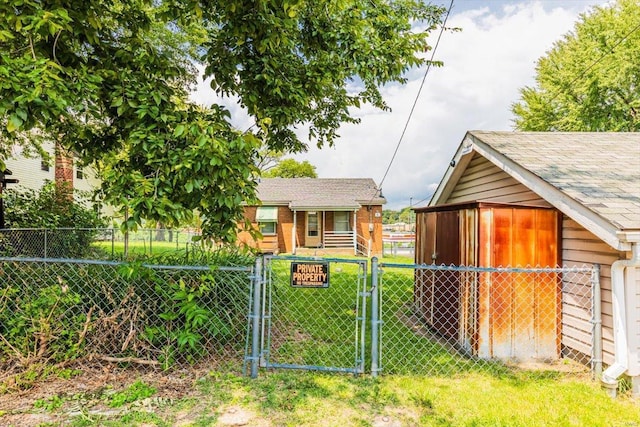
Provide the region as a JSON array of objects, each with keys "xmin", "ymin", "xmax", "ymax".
[
  {"xmin": 7, "ymin": 367, "xmax": 639, "ymax": 426},
  {"xmin": 92, "ymin": 240, "xmax": 190, "ymax": 257}
]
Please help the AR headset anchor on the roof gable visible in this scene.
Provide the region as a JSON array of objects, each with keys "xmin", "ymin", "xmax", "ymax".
[{"xmin": 431, "ymin": 131, "xmax": 640, "ymax": 251}]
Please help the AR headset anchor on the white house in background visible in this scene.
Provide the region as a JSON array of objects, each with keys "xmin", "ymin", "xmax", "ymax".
[
  {"xmin": 420, "ymin": 131, "xmax": 639, "ymax": 396},
  {"xmin": 3, "ymin": 141, "xmax": 102, "ymax": 196}
]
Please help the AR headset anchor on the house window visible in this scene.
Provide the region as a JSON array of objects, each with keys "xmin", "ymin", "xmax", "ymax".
[
  {"xmin": 256, "ymin": 206, "xmax": 278, "ymax": 235},
  {"xmin": 334, "ymin": 211, "xmax": 351, "ymax": 233},
  {"xmin": 76, "ymin": 166, "xmax": 84, "ymax": 179},
  {"xmin": 260, "ymin": 222, "xmax": 276, "ymax": 235},
  {"xmin": 41, "ymin": 159, "xmax": 50, "ymax": 172}
]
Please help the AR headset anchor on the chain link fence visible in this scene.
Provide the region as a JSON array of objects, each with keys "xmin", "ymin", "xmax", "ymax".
[
  {"xmin": 259, "ymin": 256, "xmax": 368, "ymax": 374},
  {"xmin": 1, "ymin": 252, "xmax": 601, "ymax": 382},
  {"xmin": 0, "ymin": 257, "xmax": 253, "ymax": 371},
  {"xmin": 0, "ymin": 228, "xmax": 202, "ymax": 259},
  {"xmin": 372, "ymin": 260, "xmax": 599, "ymax": 377}
]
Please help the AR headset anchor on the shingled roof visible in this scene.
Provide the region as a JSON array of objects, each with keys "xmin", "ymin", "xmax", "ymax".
[
  {"xmin": 256, "ymin": 178, "xmax": 386, "ymax": 210},
  {"xmin": 432, "ymin": 131, "xmax": 640, "ymax": 251}
]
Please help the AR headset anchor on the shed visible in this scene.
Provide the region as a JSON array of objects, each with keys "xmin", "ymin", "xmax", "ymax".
[
  {"xmin": 415, "ymin": 201, "xmax": 561, "ymax": 359},
  {"xmin": 415, "ymin": 131, "xmax": 640, "ymax": 394}
]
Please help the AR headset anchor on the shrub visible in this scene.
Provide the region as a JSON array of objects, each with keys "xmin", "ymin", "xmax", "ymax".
[{"xmin": 1, "ymin": 182, "xmax": 107, "ymax": 258}]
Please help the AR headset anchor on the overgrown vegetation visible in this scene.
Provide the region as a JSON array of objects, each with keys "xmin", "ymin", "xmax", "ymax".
[
  {"xmin": 0, "ymin": 0, "xmax": 447, "ymax": 242},
  {"xmin": 1, "ymin": 182, "xmax": 106, "ymax": 258},
  {"xmin": 0, "ymin": 249, "xmax": 252, "ymax": 378}
]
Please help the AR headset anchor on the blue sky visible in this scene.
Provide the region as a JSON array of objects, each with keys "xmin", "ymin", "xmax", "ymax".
[{"xmin": 191, "ymin": 1, "xmax": 612, "ymax": 210}]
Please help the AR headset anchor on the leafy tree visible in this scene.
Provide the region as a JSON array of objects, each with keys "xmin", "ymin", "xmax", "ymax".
[
  {"xmin": 255, "ymin": 145, "xmax": 286, "ymax": 174},
  {"xmin": 382, "ymin": 210, "xmax": 400, "ymax": 224},
  {"xmin": 263, "ymin": 158, "xmax": 318, "ymax": 178},
  {"xmin": 3, "ymin": 182, "xmax": 105, "ymax": 229},
  {"xmin": 0, "ymin": 0, "xmax": 447, "ymax": 241},
  {"xmin": 399, "ymin": 207, "xmax": 414, "ymax": 224},
  {"xmin": 512, "ymin": 0, "xmax": 640, "ymax": 131}
]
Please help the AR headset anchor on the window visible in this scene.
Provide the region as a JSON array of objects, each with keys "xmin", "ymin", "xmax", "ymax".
[
  {"xmin": 41, "ymin": 159, "xmax": 50, "ymax": 172},
  {"xmin": 334, "ymin": 211, "xmax": 351, "ymax": 233},
  {"xmin": 256, "ymin": 206, "xmax": 278, "ymax": 235},
  {"xmin": 259, "ymin": 222, "xmax": 276, "ymax": 235},
  {"xmin": 76, "ymin": 166, "xmax": 84, "ymax": 179}
]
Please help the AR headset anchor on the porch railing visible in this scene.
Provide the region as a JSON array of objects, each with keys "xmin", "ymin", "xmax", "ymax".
[{"xmin": 323, "ymin": 230, "xmax": 355, "ymax": 249}]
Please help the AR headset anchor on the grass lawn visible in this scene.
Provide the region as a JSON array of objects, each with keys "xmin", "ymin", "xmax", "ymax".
[
  {"xmin": 2, "ymin": 253, "xmax": 637, "ymax": 426},
  {"xmin": 93, "ymin": 240, "xmax": 191, "ymax": 257},
  {"xmin": 2, "ymin": 365, "xmax": 638, "ymax": 426}
]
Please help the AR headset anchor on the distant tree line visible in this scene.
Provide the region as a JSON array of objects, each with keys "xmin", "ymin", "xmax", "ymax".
[{"xmin": 382, "ymin": 207, "xmax": 415, "ymax": 224}]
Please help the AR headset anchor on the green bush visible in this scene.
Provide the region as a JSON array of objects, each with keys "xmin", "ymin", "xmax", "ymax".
[
  {"xmin": 0, "ymin": 254, "xmax": 252, "ymax": 370},
  {"xmin": 1, "ymin": 182, "xmax": 107, "ymax": 258}
]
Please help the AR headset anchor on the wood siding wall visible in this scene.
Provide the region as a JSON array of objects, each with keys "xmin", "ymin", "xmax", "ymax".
[
  {"xmin": 562, "ymin": 217, "xmax": 626, "ymax": 366},
  {"xmin": 447, "ymin": 155, "xmax": 551, "ymax": 207}
]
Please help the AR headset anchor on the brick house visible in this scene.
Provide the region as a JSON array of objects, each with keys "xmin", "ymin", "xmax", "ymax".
[{"xmin": 239, "ymin": 178, "xmax": 386, "ymax": 256}]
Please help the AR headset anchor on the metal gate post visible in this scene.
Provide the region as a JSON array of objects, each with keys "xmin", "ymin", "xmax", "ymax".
[
  {"xmin": 250, "ymin": 256, "xmax": 263, "ymax": 378},
  {"xmin": 370, "ymin": 257, "xmax": 380, "ymax": 377}
]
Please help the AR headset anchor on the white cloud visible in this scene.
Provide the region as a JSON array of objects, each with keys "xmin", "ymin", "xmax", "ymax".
[{"xmin": 190, "ymin": 1, "xmax": 607, "ymax": 210}]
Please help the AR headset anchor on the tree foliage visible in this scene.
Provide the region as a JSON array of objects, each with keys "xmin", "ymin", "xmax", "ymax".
[
  {"xmin": 3, "ymin": 182, "xmax": 105, "ymax": 229},
  {"xmin": 263, "ymin": 158, "xmax": 318, "ymax": 178},
  {"xmin": 512, "ymin": 0, "xmax": 640, "ymax": 131},
  {"xmin": 0, "ymin": 0, "xmax": 446, "ymax": 241}
]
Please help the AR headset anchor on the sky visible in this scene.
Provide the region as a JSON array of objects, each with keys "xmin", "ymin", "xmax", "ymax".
[{"xmin": 191, "ymin": 0, "xmax": 613, "ymax": 210}]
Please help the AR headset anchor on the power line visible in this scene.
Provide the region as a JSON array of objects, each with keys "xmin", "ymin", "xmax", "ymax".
[
  {"xmin": 412, "ymin": 191, "xmax": 435, "ymax": 208},
  {"xmin": 376, "ymin": 0, "xmax": 454, "ymax": 193}
]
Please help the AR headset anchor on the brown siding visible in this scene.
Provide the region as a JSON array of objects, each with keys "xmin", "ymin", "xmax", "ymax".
[
  {"xmin": 446, "ymin": 155, "xmax": 551, "ymax": 207},
  {"xmin": 561, "ymin": 217, "xmax": 625, "ymax": 365}
]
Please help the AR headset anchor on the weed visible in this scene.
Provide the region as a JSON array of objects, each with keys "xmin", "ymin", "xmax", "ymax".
[
  {"xmin": 108, "ymin": 380, "xmax": 156, "ymax": 408},
  {"xmin": 34, "ymin": 394, "xmax": 65, "ymax": 412},
  {"xmin": 117, "ymin": 410, "xmax": 169, "ymax": 426}
]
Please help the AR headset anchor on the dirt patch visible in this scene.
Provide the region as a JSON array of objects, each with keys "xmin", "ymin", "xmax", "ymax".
[{"xmin": 0, "ymin": 360, "xmax": 216, "ymax": 426}]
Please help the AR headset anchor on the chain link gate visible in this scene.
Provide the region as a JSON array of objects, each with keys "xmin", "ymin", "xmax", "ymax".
[{"xmin": 254, "ymin": 255, "xmax": 369, "ymax": 374}]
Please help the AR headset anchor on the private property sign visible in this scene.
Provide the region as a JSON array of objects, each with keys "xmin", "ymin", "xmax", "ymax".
[{"xmin": 290, "ymin": 262, "xmax": 330, "ymax": 288}]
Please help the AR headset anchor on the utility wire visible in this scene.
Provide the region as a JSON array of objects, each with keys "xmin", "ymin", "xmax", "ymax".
[
  {"xmin": 376, "ymin": 0, "xmax": 454, "ymax": 194},
  {"xmin": 412, "ymin": 191, "xmax": 435, "ymax": 208}
]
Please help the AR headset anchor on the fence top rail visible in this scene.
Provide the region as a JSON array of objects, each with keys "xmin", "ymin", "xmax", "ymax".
[
  {"xmin": 0, "ymin": 227, "xmax": 113, "ymax": 232},
  {"xmin": 265, "ymin": 254, "xmax": 368, "ymax": 266},
  {"xmin": 0, "ymin": 256, "xmax": 252, "ymax": 272},
  {"xmin": 0, "ymin": 227, "xmax": 200, "ymax": 232},
  {"xmin": 378, "ymin": 262, "xmax": 596, "ymax": 274}
]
